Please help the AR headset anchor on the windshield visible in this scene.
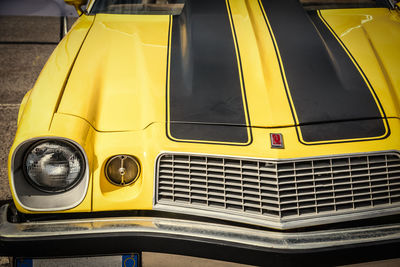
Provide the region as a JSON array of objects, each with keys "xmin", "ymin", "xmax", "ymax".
[
  {"xmin": 300, "ymin": 0, "xmax": 390, "ymax": 9},
  {"xmin": 90, "ymin": 0, "xmax": 186, "ymax": 15},
  {"xmin": 89, "ymin": 0, "xmax": 391, "ymax": 15}
]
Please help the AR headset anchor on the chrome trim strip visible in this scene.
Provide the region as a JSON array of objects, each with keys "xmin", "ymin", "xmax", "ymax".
[
  {"xmin": 153, "ymin": 151, "xmax": 400, "ymax": 230},
  {"xmin": 62, "ymin": 16, "xmax": 68, "ymax": 37},
  {"xmin": 1, "ymin": 204, "xmax": 400, "ymax": 250},
  {"xmin": 155, "ymin": 203, "xmax": 400, "ymax": 230},
  {"xmin": 154, "ymin": 150, "xmax": 400, "ymax": 163},
  {"xmin": 10, "ymin": 137, "xmax": 90, "ymax": 212},
  {"xmin": 86, "ymin": 0, "xmax": 96, "ymax": 13}
]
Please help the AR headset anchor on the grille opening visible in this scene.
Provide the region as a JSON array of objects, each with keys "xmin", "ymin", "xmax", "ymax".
[
  {"xmin": 282, "ymin": 209, "xmax": 298, "ymax": 217},
  {"xmin": 156, "ymin": 152, "xmax": 400, "ymax": 228}
]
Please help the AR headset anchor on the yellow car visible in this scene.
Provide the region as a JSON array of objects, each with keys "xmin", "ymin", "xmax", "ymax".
[{"xmin": 1, "ymin": 0, "xmax": 400, "ymax": 265}]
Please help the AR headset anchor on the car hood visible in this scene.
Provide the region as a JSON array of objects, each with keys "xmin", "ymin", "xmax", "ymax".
[{"xmin": 57, "ymin": 7, "xmax": 400, "ymax": 143}]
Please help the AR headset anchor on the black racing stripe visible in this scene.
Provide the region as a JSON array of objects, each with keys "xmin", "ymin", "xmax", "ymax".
[
  {"xmin": 300, "ymin": 118, "xmax": 386, "ymax": 143},
  {"xmin": 168, "ymin": 0, "xmax": 250, "ymax": 144},
  {"xmin": 259, "ymin": 0, "xmax": 387, "ymax": 143}
]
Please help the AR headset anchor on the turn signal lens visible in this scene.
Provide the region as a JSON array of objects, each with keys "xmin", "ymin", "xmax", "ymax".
[
  {"xmin": 105, "ymin": 155, "xmax": 140, "ymax": 186},
  {"xmin": 24, "ymin": 140, "xmax": 85, "ymax": 192}
]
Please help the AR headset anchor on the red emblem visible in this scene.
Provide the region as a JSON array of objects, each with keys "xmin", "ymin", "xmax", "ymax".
[{"xmin": 270, "ymin": 133, "xmax": 284, "ymax": 148}]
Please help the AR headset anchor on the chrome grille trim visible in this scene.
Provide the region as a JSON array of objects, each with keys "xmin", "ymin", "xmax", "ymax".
[{"xmin": 154, "ymin": 151, "xmax": 400, "ymax": 229}]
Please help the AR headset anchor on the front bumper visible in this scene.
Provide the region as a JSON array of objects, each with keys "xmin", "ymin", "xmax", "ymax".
[{"xmin": 1, "ymin": 204, "xmax": 400, "ymax": 266}]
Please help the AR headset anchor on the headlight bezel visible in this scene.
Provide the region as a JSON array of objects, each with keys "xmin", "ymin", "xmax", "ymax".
[
  {"xmin": 10, "ymin": 137, "xmax": 90, "ymax": 212},
  {"xmin": 22, "ymin": 139, "xmax": 86, "ymax": 193}
]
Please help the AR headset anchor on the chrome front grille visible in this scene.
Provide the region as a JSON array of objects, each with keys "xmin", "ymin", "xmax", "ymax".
[{"xmin": 154, "ymin": 152, "xmax": 400, "ymax": 229}]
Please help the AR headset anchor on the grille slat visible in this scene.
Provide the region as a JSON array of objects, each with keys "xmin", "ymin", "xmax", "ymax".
[
  {"xmin": 279, "ymin": 187, "xmax": 394, "ymax": 205},
  {"xmin": 156, "ymin": 152, "xmax": 400, "ymax": 227},
  {"xmin": 278, "ymin": 178, "xmax": 397, "ymax": 192}
]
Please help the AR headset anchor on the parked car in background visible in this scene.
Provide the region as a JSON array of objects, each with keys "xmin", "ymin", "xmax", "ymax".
[{"xmin": 1, "ymin": 0, "xmax": 400, "ymax": 265}]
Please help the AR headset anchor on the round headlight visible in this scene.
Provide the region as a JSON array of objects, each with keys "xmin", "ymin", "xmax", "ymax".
[
  {"xmin": 105, "ymin": 155, "xmax": 140, "ymax": 186},
  {"xmin": 24, "ymin": 140, "xmax": 85, "ymax": 193}
]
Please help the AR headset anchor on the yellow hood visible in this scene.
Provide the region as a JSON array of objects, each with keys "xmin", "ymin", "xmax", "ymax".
[
  {"xmin": 57, "ymin": 7, "xmax": 400, "ymax": 144},
  {"xmin": 58, "ymin": 14, "xmax": 170, "ymax": 132}
]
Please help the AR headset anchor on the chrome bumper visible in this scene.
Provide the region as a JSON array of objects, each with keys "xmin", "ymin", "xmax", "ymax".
[{"xmin": 1, "ymin": 204, "xmax": 400, "ymax": 264}]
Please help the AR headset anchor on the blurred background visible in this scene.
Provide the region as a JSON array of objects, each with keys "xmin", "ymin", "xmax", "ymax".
[{"xmin": 0, "ymin": 0, "xmax": 77, "ymax": 16}]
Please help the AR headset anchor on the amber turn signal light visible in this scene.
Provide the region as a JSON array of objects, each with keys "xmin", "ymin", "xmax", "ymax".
[{"xmin": 105, "ymin": 155, "xmax": 140, "ymax": 186}]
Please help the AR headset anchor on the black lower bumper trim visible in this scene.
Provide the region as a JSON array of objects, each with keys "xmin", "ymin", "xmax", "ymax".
[{"xmin": 3, "ymin": 234, "xmax": 400, "ymax": 266}]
